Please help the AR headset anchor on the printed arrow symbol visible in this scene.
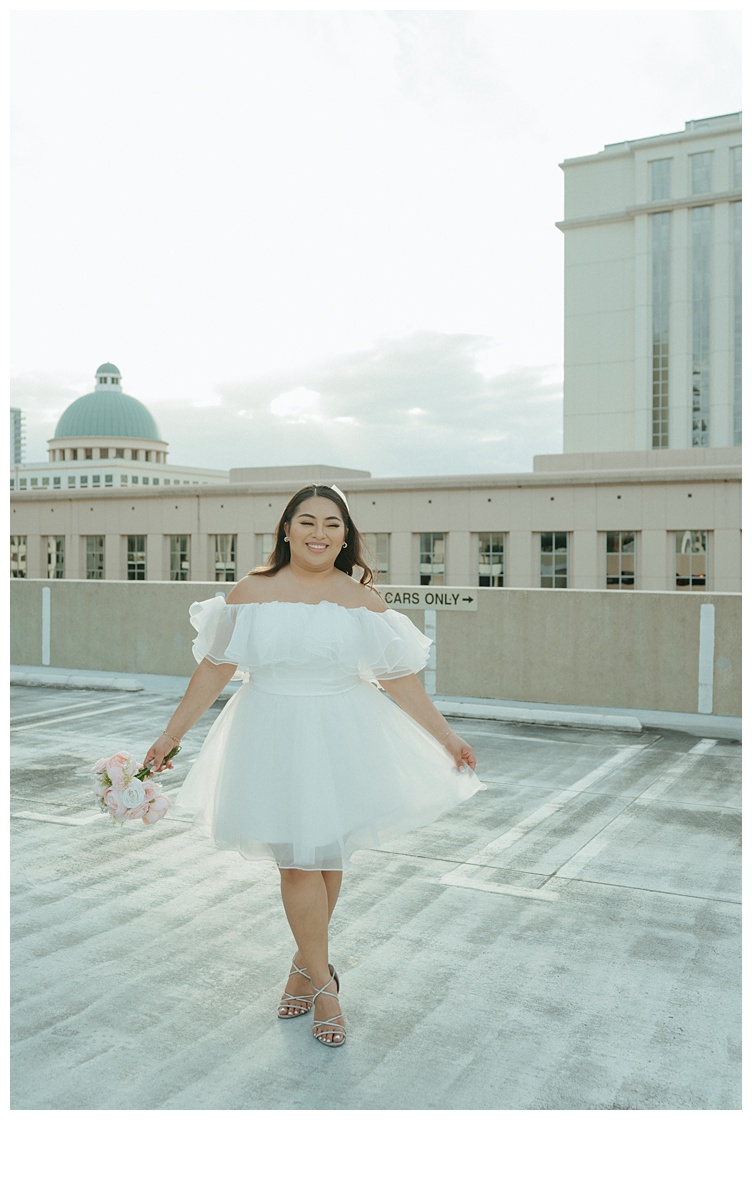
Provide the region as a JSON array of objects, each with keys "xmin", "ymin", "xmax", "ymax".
[{"xmin": 463, "ymin": 596, "xmax": 473, "ymax": 603}]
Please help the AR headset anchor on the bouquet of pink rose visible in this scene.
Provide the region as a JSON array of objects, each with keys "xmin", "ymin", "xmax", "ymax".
[{"xmin": 92, "ymin": 747, "xmax": 180, "ymax": 827}]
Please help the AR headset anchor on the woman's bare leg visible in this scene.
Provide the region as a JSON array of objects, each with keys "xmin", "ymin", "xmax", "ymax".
[
  {"xmin": 322, "ymin": 869, "xmax": 343, "ymax": 921},
  {"xmin": 278, "ymin": 868, "xmax": 344, "ymax": 1044}
]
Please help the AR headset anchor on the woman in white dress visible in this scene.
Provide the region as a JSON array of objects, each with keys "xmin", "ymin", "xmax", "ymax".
[{"xmin": 143, "ymin": 484, "xmax": 484, "ymax": 1047}]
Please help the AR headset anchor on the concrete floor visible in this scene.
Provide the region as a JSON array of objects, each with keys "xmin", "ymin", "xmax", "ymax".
[{"xmin": 10, "ymin": 680, "xmax": 741, "ymax": 1110}]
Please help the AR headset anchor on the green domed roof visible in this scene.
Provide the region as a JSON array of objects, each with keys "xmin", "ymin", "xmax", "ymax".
[
  {"xmin": 54, "ymin": 386, "xmax": 161, "ymax": 441},
  {"xmin": 96, "ymin": 361, "xmax": 121, "ymax": 376}
]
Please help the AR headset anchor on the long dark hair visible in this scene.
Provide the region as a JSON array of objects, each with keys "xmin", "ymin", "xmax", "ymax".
[{"xmin": 252, "ymin": 484, "xmax": 375, "ymax": 588}]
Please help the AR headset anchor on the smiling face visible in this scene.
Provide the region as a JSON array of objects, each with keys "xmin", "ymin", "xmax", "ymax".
[{"xmin": 284, "ymin": 495, "xmax": 348, "ymax": 570}]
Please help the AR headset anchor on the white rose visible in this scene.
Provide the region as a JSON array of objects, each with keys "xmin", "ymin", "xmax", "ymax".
[{"xmin": 121, "ymin": 780, "xmax": 146, "ymax": 809}]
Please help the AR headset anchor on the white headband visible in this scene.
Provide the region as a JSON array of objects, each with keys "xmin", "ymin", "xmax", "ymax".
[{"xmin": 327, "ymin": 483, "xmax": 349, "ymax": 511}]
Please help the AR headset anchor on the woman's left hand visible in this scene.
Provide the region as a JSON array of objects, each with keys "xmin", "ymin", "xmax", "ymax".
[{"xmin": 441, "ymin": 732, "xmax": 477, "ymax": 772}]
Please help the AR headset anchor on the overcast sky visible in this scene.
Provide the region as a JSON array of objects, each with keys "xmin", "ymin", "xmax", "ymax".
[{"xmin": 10, "ymin": 5, "xmax": 741, "ymax": 477}]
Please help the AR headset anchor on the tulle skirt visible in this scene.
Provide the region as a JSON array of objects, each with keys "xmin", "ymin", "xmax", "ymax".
[{"xmin": 176, "ymin": 680, "xmax": 485, "ymax": 870}]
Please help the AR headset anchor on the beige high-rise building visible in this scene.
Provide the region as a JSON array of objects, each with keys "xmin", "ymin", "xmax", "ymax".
[{"xmin": 557, "ymin": 112, "xmax": 742, "ymax": 454}]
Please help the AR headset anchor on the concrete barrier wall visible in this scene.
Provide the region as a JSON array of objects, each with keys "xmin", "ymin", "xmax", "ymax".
[{"xmin": 10, "ymin": 580, "xmax": 741, "ymax": 717}]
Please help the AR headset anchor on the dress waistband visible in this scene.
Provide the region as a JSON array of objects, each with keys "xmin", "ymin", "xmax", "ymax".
[{"xmin": 247, "ymin": 676, "xmax": 361, "ymax": 697}]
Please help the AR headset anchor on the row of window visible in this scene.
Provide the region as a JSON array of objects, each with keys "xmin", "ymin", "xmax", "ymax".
[
  {"xmin": 49, "ymin": 448, "xmax": 167, "ymax": 463},
  {"xmin": 649, "ymin": 146, "xmax": 741, "ymax": 201},
  {"xmin": 11, "ymin": 475, "xmax": 200, "ymax": 490},
  {"xmin": 9, "ymin": 531, "xmax": 710, "ymax": 589}
]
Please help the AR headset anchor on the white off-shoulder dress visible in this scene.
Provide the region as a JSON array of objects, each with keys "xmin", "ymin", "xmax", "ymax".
[{"xmin": 177, "ymin": 596, "xmax": 486, "ymax": 871}]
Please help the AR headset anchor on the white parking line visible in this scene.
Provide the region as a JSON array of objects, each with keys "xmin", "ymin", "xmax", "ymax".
[
  {"xmin": 10, "ymin": 697, "xmax": 123, "ymax": 723},
  {"xmin": 439, "ymin": 864, "xmax": 558, "ymax": 901},
  {"xmin": 441, "ymin": 743, "xmax": 647, "ymax": 898},
  {"xmin": 12, "ymin": 810, "xmax": 104, "ymax": 826},
  {"xmin": 11, "ymin": 695, "xmax": 166, "ymax": 731},
  {"xmin": 555, "ymin": 739, "xmax": 718, "ymax": 878}
]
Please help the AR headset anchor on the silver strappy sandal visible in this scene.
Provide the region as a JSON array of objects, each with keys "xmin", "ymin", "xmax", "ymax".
[
  {"xmin": 311, "ymin": 968, "xmax": 346, "ymax": 1047},
  {"xmin": 277, "ymin": 960, "xmax": 314, "ymax": 1019}
]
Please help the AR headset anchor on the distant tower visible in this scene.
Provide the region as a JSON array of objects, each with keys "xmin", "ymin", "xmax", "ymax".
[{"xmin": 10, "ymin": 408, "xmax": 25, "ymax": 466}]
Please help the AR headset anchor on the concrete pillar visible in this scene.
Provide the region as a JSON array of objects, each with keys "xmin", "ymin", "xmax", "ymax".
[
  {"xmin": 506, "ymin": 530, "xmax": 534, "ymax": 588},
  {"xmin": 26, "ymin": 535, "xmax": 45, "ymax": 580},
  {"xmin": 146, "ymin": 533, "xmax": 163, "ymax": 580},
  {"xmin": 389, "ymin": 531, "xmax": 413, "ymax": 585},
  {"xmin": 642, "ymin": 529, "xmax": 670, "ymax": 591},
  {"xmin": 571, "ymin": 529, "xmax": 599, "ymax": 589},
  {"xmin": 236, "ymin": 533, "xmax": 255, "ymax": 579},
  {"xmin": 445, "ymin": 530, "xmax": 473, "ymax": 586},
  {"xmin": 105, "ymin": 533, "xmax": 124, "ymax": 580}
]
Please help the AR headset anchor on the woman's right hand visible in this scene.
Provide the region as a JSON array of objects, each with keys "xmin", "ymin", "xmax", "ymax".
[{"xmin": 143, "ymin": 734, "xmax": 179, "ymax": 774}]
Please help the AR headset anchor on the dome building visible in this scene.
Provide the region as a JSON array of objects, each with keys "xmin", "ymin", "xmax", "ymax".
[
  {"xmin": 10, "ymin": 363, "xmax": 228, "ymax": 493},
  {"xmin": 48, "ymin": 362, "xmax": 168, "ymax": 466}
]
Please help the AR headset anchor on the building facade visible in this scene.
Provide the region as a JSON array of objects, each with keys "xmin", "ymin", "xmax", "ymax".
[
  {"xmin": 9, "ymin": 451, "xmax": 741, "ymax": 591},
  {"xmin": 557, "ymin": 112, "xmax": 742, "ymax": 454}
]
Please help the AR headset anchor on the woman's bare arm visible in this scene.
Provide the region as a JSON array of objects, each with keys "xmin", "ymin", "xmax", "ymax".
[
  {"xmin": 378, "ymin": 674, "xmax": 477, "ymax": 770},
  {"xmin": 143, "ymin": 658, "xmax": 237, "ymax": 772}
]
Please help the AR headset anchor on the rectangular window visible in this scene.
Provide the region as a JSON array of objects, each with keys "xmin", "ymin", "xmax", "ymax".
[
  {"xmin": 100, "ymin": 449, "xmax": 109, "ymax": 459},
  {"xmin": 30, "ymin": 477, "xmax": 38, "ymax": 487},
  {"xmin": 46, "ymin": 535, "xmax": 65, "ymax": 579},
  {"xmin": 261, "ymin": 533, "xmax": 275, "ymax": 565},
  {"xmin": 53, "ymin": 477, "xmax": 61, "ymax": 488},
  {"xmin": 10, "ymin": 535, "xmax": 27, "ymax": 578},
  {"xmin": 67, "ymin": 477, "xmax": 76, "ymax": 488},
  {"xmin": 540, "ymin": 532, "xmax": 568, "ymax": 588},
  {"xmin": 367, "ymin": 533, "xmax": 390, "ymax": 582},
  {"xmin": 478, "ymin": 532, "xmax": 505, "ymax": 587},
  {"xmin": 732, "ymin": 201, "xmax": 742, "ymax": 446},
  {"xmin": 121, "ymin": 475, "xmax": 129, "ymax": 485},
  {"xmin": 19, "ymin": 478, "xmax": 27, "ymax": 489},
  {"xmin": 169, "ymin": 534, "xmax": 191, "ymax": 581},
  {"xmin": 127, "ymin": 535, "xmax": 146, "ymax": 581},
  {"xmin": 675, "ymin": 530, "xmax": 707, "ymax": 590},
  {"xmin": 84, "ymin": 448, "xmax": 93, "ymax": 460},
  {"xmin": 80, "ymin": 476, "xmax": 88, "ymax": 487},
  {"xmin": 85, "ymin": 535, "xmax": 105, "ymax": 580},
  {"xmin": 152, "ymin": 478, "xmax": 159, "ymax": 486},
  {"xmin": 131, "ymin": 476, "xmax": 139, "ymax": 484},
  {"xmin": 691, "ymin": 151, "xmax": 713, "ymax": 195},
  {"xmin": 691, "ymin": 206, "xmax": 711, "ymax": 447},
  {"xmin": 650, "ymin": 158, "xmax": 671, "ymax": 201},
  {"xmin": 730, "ymin": 146, "xmax": 741, "ymax": 190},
  {"xmin": 605, "ymin": 532, "xmax": 635, "ymax": 589},
  {"xmin": 70, "ymin": 449, "xmax": 78, "ymax": 460},
  {"xmin": 142, "ymin": 477, "xmax": 149, "ymax": 486},
  {"xmin": 115, "ymin": 449, "xmax": 125, "ymax": 458},
  {"xmin": 651, "ymin": 212, "xmax": 670, "ymax": 447},
  {"xmin": 419, "ymin": 533, "xmax": 445, "ymax": 585},
  {"xmin": 105, "ymin": 475, "xmax": 113, "ymax": 486},
  {"xmin": 92, "ymin": 475, "xmax": 101, "ymax": 487},
  {"xmin": 10, "ymin": 479, "xmax": 14, "ymax": 490},
  {"xmin": 42, "ymin": 477, "xmax": 49, "ymax": 486},
  {"xmin": 214, "ymin": 534, "xmax": 236, "ymax": 582}
]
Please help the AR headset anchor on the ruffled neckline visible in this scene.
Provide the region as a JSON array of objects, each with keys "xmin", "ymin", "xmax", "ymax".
[{"xmin": 219, "ymin": 595, "xmax": 384, "ymax": 616}]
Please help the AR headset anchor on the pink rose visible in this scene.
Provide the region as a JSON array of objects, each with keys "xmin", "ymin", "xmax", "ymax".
[
  {"xmin": 104, "ymin": 792, "xmax": 127, "ymax": 822},
  {"xmin": 125, "ymin": 801, "xmax": 150, "ymax": 821},
  {"xmin": 142, "ymin": 794, "xmax": 171, "ymax": 825},
  {"xmin": 142, "ymin": 781, "xmax": 160, "ymax": 802}
]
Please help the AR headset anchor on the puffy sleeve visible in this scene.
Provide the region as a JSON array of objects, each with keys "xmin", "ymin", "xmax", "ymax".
[
  {"xmin": 189, "ymin": 596, "xmax": 247, "ymax": 679},
  {"xmin": 357, "ymin": 609, "xmax": 432, "ymax": 682}
]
